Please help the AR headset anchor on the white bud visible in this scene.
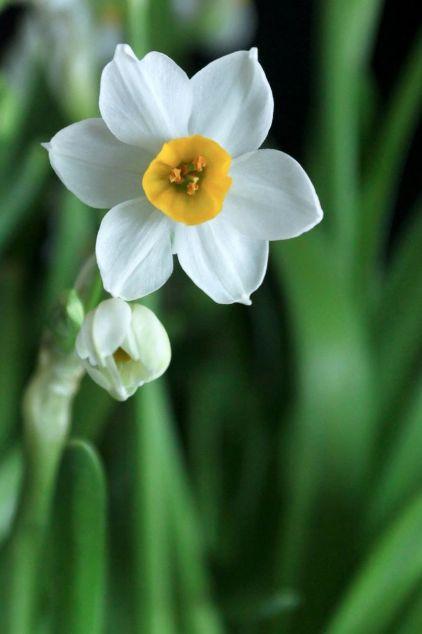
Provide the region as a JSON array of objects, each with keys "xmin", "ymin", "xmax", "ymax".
[{"xmin": 75, "ymin": 298, "xmax": 171, "ymax": 401}]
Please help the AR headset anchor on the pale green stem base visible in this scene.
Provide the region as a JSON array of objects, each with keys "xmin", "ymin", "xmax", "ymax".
[{"xmin": 4, "ymin": 347, "xmax": 84, "ymax": 634}]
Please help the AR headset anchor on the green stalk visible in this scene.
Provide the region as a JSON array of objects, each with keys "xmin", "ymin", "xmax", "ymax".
[
  {"xmin": 127, "ymin": 0, "xmax": 151, "ymax": 57},
  {"xmin": 0, "ymin": 446, "xmax": 23, "ymax": 545},
  {"xmin": 2, "ymin": 254, "xmax": 100, "ymax": 632},
  {"xmin": 0, "ymin": 147, "xmax": 48, "ymax": 258},
  {"xmin": 133, "ymin": 386, "xmax": 176, "ymax": 634},
  {"xmin": 0, "ymin": 266, "xmax": 26, "ymax": 453},
  {"xmin": 357, "ymin": 32, "xmax": 422, "ymax": 300},
  {"xmin": 369, "ymin": 378, "xmax": 422, "ymax": 533},
  {"xmin": 374, "ymin": 201, "xmax": 422, "ymax": 421},
  {"xmin": 154, "ymin": 380, "xmax": 222, "ymax": 634},
  {"xmin": 3, "ymin": 348, "xmax": 84, "ymax": 634},
  {"xmin": 326, "ymin": 493, "xmax": 422, "ymax": 633},
  {"xmin": 271, "ymin": 234, "xmax": 376, "ymax": 631},
  {"xmin": 314, "ymin": 0, "xmax": 383, "ymax": 278},
  {"xmin": 52, "ymin": 440, "xmax": 107, "ymax": 634}
]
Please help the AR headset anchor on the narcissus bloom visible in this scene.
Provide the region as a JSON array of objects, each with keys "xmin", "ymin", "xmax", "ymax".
[
  {"xmin": 75, "ymin": 298, "xmax": 171, "ymax": 401},
  {"xmin": 45, "ymin": 44, "xmax": 323, "ymax": 304}
]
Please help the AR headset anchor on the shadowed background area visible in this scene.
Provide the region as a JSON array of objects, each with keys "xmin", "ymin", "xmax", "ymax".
[{"xmin": 0, "ymin": 0, "xmax": 421, "ymax": 632}]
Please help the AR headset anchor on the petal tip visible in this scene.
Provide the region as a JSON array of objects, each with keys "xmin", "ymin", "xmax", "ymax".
[
  {"xmin": 41, "ymin": 142, "xmax": 51, "ymax": 151},
  {"xmin": 115, "ymin": 43, "xmax": 137, "ymax": 61},
  {"xmin": 239, "ymin": 294, "xmax": 252, "ymax": 306},
  {"xmin": 249, "ymin": 47, "xmax": 258, "ymax": 61}
]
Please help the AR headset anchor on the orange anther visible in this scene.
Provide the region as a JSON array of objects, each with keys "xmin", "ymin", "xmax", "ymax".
[
  {"xmin": 187, "ymin": 181, "xmax": 199, "ymax": 196},
  {"xmin": 169, "ymin": 167, "xmax": 183, "ymax": 184},
  {"xmin": 194, "ymin": 155, "xmax": 206, "ymax": 172}
]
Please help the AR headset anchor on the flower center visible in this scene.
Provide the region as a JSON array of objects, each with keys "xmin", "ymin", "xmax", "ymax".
[
  {"xmin": 113, "ymin": 347, "xmax": 131, "ymax": 363},
  {"xmin": 142, "ymin": 135, "xmax": 232, "ymax": 225},
  {"xmin": 168, "ymin": 155, "xmax": 207, "ymax": 196}
]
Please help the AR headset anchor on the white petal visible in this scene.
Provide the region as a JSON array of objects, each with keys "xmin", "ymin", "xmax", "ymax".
[
  {"xmin": 223, "ymin": 149, "xmax": 323, "ymax": 240},
  {"xmin": 96, "ymin": 197, "xmax": 173, "ymax": 300},
  {"xmin": 189, "ymin": 48, "xmax": 273, "ymax": 157},
  {"xmin": 92, "ymin": 298, "xmax": 132, "ymax": 361},
  {"xmin": 75, "ymin": 312, "xmax": 96, "ymax": 365},
  {"xmin": 130, "ymin": 304, "xmax": 171, "ymax": 380},
  {"xmin": 175, "ymin": 216, "xmax": 269, "ymax": 304},
  {"xmin": 45, "ymin": 118, "xmax": 150, "ymax": 208},
  {"xmin": 82, "ymin": 363, "xmax": 114, "ymax": 394},
  {"xmin": 99, "ymin": 45, "xmax": 192, "ymax": 154},
  {"xmin": 83, "ymin": 355, "xmax": 130, "ymax": 401}
]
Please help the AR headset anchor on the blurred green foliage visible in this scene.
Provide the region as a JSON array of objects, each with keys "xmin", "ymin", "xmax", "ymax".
[{"xmin": 0, "ymin": 0, "xmax": 421, "ymax": 632}]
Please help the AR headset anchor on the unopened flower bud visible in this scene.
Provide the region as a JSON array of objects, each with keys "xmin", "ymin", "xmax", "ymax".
[{"xmin": 75, "ymin": 298, "xmax": 171, "ymax": 401}]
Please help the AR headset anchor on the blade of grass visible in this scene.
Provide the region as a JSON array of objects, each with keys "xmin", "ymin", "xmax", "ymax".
[
  {"xmin": 51, "ymin": 439, "xmax": 106, "ymax": 634},
  {"xmin": 326, "ymin": 493, "xmax": 422, "ymax": 634}
]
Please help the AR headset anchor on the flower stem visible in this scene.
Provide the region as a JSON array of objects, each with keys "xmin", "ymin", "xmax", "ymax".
[
  {"xmin": 127, "ymin": 0, "xmax": 151, "ymax": 57},
  {"xmin": 3, "ymin": 341, "xmax": 84, "ymax": 633}
]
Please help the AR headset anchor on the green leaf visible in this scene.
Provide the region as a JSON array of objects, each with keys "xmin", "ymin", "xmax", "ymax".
[
  {"xmin": 375, "ymin": 202, "xmax": 422, "ymax": 419},
  {"xmin": 0, "ymin": 266, "xmax": 27, "ymax": 451},
  {"xmin": 0, "ymin": 147, "xmax": 48, "ymax": 258},
  {"xmin": 52, "ymin": 440, "xmax": 106, "ymax": 634},
  {"xmin": 312, "ymin": 0, "xmax": 383, "ymax": 275},
  {"xmin": 42, "ymin": 192, "xmax": 96, "ymax": 314},
  {"xmin": 369, "ymin": 379, "xmax": 422, "ymax": 532},
  {"xmin": 396, "ymin": 586, "xmax": 422, "ymax": 634},
  {"xmin": 135, "ymin": 379, "xmax": 222, "ymax": 634},
  {"xmin": 357, "ymin": 32, "xmax": 422, "ymax": 296},
  {"xmin": 273, "ymin": 234, "xmax": 376, "ymax": 497},
  {"xmin": 72, "ymin": 379, "xmax": 115, "ymax": 442},
  {"xmin": 326, "ymin": 494, "xmax": 422, "ymax": 634},
  {"xmin": 157, "ymin": 381, "xmax": 223, "ymax": 634},
  {"xmin": 271, "ymin": 234, "xmax": 376, "ymax": 629},
  {"xmin": 133, "ymin": 384, "xmax": 177, "ymax": 634},
  {"xmin": 126, "ymin": 0, "xmax": 152, "ymax": 57},
  {"xmin": 0, "ymin": 446, "xmax": 23, "ymax": 545}
]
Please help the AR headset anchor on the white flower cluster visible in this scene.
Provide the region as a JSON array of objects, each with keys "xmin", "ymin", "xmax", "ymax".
[{"xmin": 45, "ymin": 45, "xmax": 323, "ymax": 400}]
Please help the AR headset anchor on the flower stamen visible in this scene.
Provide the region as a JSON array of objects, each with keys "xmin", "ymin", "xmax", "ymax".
[
  {"xmin": 168, "ymin": 155, "xmax": 207, "ymax": 196},
  {"xmin": 194, "ymin": 155, "xmax": 206, "ymax": 172},
  {"xmin": 169, "ymin": 167, "xmax": 183, "ymax": 184},
  {"xmin": 187, "ymin": 177, "xmax": 200, "ymax": 196},
  {"xmin": 143, "ymin": 135, "xmax": 232, "ymax": 225},
  {"xmin": 113, "ymin": 347, "xmax": 131, "ymax": 363}
]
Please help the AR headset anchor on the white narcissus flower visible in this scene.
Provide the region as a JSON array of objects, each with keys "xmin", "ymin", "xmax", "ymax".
[
  {"xmin": 44, "ymin": 45, "xmax": 323, "ymax": 305},
  {"xmin": 75, "ymin": 298, "xmax": 171, "ymax": 401}
]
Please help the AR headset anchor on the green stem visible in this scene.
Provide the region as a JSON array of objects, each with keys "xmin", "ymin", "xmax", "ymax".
[
  {"xmin": 314, "ymin": 0, "xmax": 383, "ymax": 280},
  {"xmin": 133, "ymin": 386, "xmax": 176, "ymax": 634},
  {"xmin": 3, "ymin": 347, "xmax": 83, "ymax": 633},
  {"xmin": 357, "ymin": 32, "xmax": 422, "ymax": 303},
  {"xmin": 127, "ymin": 0, "xmax": 151, "ymax": 57}
]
